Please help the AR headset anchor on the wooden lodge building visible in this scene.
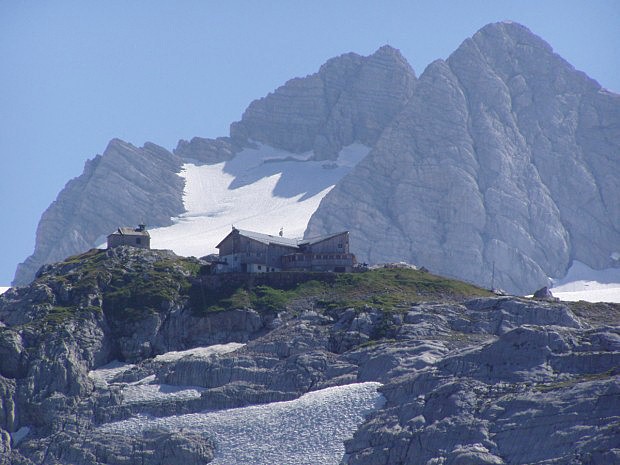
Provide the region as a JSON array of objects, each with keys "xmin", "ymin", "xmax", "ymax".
[{"xmin": 215, "ymin": 228, "xmax": 355, "ymax": 273}]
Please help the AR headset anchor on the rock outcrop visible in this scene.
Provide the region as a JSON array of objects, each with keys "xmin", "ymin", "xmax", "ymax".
[
  {"xmin": 344, "ymin": 300, "xmax": 620, "ymax": 465},
  {"xmin": 0, "ymin": 248, "xmax": 618, "ymax": 464},
  {"xmin": 307, "ymin": 22, "xmax": 620, "ymax": 294},
  {"xmin": 12, "ymin": 140, "xmax": 185, "ymax": 286},
  {"xmin": 173, "ymin": 136, "xmax": 244, "ymax": 164}
]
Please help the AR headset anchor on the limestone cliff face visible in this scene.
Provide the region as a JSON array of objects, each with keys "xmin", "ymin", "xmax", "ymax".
[
  {"xmin": 12, "ymin": 139, "xmax": 185, "ymax": 286},
  {"xmin": 230, "ymin": 45, "xmax": 417, "ymax": 159},
  {"xmin": 307, "ymin": 22, "xmax": 620, "ymax": 294}
]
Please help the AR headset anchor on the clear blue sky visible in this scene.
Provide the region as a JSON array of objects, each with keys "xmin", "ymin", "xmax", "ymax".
[{"xmin": 1, "ymin": 1, "xmax": 619, "ymax": 285}]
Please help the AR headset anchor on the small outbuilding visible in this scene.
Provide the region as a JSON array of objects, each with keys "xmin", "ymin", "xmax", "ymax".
[{"xmin": 107, "ymin": 224, "xmax": 151, "ymax": 249}]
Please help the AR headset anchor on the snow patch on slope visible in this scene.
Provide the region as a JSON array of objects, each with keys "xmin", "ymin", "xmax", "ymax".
[
  {"xmin": 89, "ymin": 344, "xmax": 246, "ymax": 403},
  {"xmin": 88, "ymin": 360, "xmax": 135, "ymax": 386},
  {"xmin": 552, "ymin": 261, "xmax": 620, "ymax": 303},
  {"xmin": 89, "ymin": 362, "xmax": 206, "ymax": 404},
  {"xmin": 99, "ymin": 382, "xmax": 384, "ymax": 465},
  {"xmin": 148, "ymin": 143, "xmax": 370, "ymax": 258},
  {"xmin": 153, "ymin": 342, "xmax": 245, "ymax": 363},
  {"xmin": 0, "ymin": 287, "xmax": 9, "ymax": 295},
  {"xmin": 121, "ymin": 382, "xmax": 206, "ymax": 404}
]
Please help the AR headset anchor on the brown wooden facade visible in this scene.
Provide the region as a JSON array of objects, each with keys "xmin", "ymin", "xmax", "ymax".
[
  {"xmin": 281, "ymin": 252, "xmax": 355, "ymax": 272},
  {"xmin": 215, "ymin": 228, "xmax": 355, "ymax": 273}
]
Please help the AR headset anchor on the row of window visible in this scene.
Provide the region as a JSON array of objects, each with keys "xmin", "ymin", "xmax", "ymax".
[
  {"xmin": 284, "ymin": 254, "xmax": 348, "ymax": 262},
  {"xmin": 256, "ymin": 265, "xmax": 276, "ymax": 271}
]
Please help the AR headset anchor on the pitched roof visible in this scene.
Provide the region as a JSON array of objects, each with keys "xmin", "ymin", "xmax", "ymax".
[
  {"xmin": 298, "ymin": 231, "xmax": 348, "ymax": 246},
  {"xmin": 108, "ymin": 226, "xmax": 150, "ymax": 237},
  {"xmin": 234, "ymin": 229, "xmax": 299, "ymax": 247},
  {"xmin": 216, "ymin": 228, "xmax": 347, "ymax": 249}
]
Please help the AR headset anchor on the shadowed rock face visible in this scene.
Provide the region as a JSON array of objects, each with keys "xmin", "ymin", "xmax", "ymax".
[{"xmin": 307, "ymin": 22, "xmax": 620, "ymax": 294}]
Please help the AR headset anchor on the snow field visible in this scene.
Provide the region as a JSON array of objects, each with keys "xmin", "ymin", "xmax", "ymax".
[
  {"xmin": 552, "ymin": 288, "xmax": 620, "ymax": 303},
  {"xmin": 551, "ymin": 261, "xmax": 620, "ymax": 303},
  {"xmin": 148, "ymin": 143, "xmax": 370, "ymax": 258},
  {"xmin": 88, "ymin": 360, "xmax": 205, "ymax": 404},
  {"xmin": 153, "ymin": 342, "xmax": 245, "ymax": 362},
  {"xmin": 120, "ymin": 382, "xmax": 206, "ymax": 404},
  {"xmin": 0, "ymin": 287, "xmax": 9, "ymax": 295},
  {"xmin": 88, "ymin": 343, "xmax": 245, "ymax": 404},
  {"xmin": 88, "ymin": 360, "xmax": 136, "ymax": 385},
  {"xmin": 99, "ymin": 381, "xmax": 385, "ymax": 465}
]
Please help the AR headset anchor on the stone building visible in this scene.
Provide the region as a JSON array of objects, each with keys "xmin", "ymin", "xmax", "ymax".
[
  {"xmin": 107, "ymin": 224, "xmax": 151, "ymax": 249},
  {"xmin": 215, "ymin": 227, "xmax": 355, "ymax": 273}
]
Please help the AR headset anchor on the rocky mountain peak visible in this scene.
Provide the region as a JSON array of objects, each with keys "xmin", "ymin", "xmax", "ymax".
[
  {"xmin": 230, "ymin": 45, "xmax": 416, "ymax": 160},
  {"xmin": 458, "ymin": 22, "xmax": 600, "ymax": 90},
  {"xmin": 366, "ymin": 44, "xmax": 412, "ymax": 68},
  {"xmin": 372, "ymin": 44, "xmax": 402, "ymax": 55},
  {"xmin": 474, "ymin": 20, "xmax": 554, "ymax": 51},
  {"xmin": 106, "ymin": 137, "xmax": 133, "ymax": 151},
  {"xmin": 307, "ymin": 21, "xmax": 620, "ymax": 294}
]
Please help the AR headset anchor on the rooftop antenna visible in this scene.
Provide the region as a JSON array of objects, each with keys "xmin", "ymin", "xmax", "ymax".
[{"xmin": 491, "ymin": 261, "xmax": 495, "ymax": 290}]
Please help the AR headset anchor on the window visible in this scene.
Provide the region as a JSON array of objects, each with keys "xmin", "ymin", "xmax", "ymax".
[
  {"xmin": 258, "ymin": 265, "xmax": 262, "ymax": 270},
  {"xmin": 136, "ymin": 238, "xmax": 141, "ymax": 245},
  {"xmin": 338, "ymin": 243, "xmax": 343, "ymax": 249}
]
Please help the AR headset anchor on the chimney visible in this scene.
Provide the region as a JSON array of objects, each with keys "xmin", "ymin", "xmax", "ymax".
[{"xmin": 137, "ymin": 224, "xmax": 146, "ymax": 232}]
